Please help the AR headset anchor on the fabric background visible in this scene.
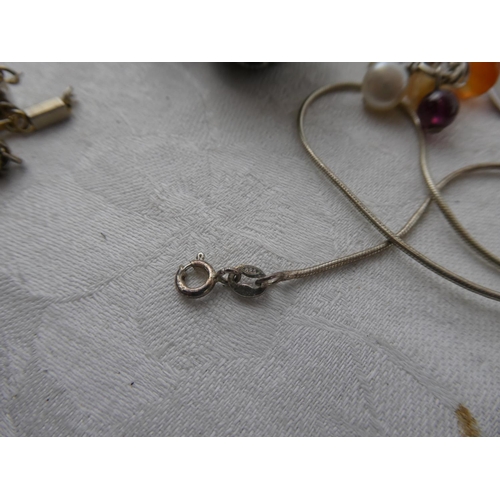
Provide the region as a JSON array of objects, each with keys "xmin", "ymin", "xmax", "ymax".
[{"xmin": 1, "ymin": 62, "xmax": 499, "ymax": 436}]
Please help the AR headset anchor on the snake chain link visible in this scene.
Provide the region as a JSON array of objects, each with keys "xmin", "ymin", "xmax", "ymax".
[{"xmin": 258, "ymin": 82, "xmax": 500, "ymax": 302}]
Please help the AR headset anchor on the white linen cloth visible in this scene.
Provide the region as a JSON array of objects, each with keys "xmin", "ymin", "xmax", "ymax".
[{"xmin": 1, "ymin": 62, "xmax": 499, "ymax": 436}]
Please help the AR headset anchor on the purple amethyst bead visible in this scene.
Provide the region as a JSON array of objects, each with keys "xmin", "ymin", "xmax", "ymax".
[{"xmin": 417, "ymin": 89, "xmax": 459, "ymax": 133}]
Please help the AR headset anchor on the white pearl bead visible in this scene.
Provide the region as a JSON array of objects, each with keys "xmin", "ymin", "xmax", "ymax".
[{"xmin": 362, "ymin": 62, "xmax": 409, "ymax": 111}]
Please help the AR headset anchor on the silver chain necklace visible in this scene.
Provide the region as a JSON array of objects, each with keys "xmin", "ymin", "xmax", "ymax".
[{"xmin": 176, "ymin": 69, "xmax": 500, "ymax": 302}]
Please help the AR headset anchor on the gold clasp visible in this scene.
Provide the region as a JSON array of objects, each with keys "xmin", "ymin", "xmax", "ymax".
[
  {"xmin": 23, "ymin": 87, "xmax": 74, "ymax": 132},
  {"xmin": 0, "ymin": 89, "xmax": 74, "ymax": 135},
  {"xmin": 0, "ymin": 66, "xmax": 74, "ymax": 169}
]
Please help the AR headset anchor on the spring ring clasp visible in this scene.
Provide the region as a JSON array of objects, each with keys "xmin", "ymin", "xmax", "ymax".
[
  {"xmin": 175, "ymin": 253, "xmax": 218, "ymax": 299},
  {"xmin": 176, "ymin": 254, "xmax": 269, "ymax": 298}
]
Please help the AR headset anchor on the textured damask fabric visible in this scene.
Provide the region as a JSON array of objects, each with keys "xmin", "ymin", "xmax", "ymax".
[{"xmin": 1, "ymin": 62, "xmax": 499, "ymax": 436}]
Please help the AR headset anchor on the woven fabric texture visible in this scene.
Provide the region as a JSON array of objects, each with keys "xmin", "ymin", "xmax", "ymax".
[{"xmin": 1, "ymin": 62, "xmax": 499, "ymax": 436}]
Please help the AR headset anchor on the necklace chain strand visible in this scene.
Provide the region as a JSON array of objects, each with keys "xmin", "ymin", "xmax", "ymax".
[
  {"xmin": 176, "ymin": 82, "xmax": 500, "ymax": 301},
  {"xmin": 277, "ymin": 82, "xmax": 500, "ymax": 301}
]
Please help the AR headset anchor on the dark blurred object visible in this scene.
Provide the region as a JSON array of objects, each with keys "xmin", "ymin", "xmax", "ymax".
[
  {"xmin": 0, "ymin": 140, "xmax": 22, "ymax": 171},
  {"xmin": 237, "ymin": 63, "xmax": 272, "ymax": 70}
]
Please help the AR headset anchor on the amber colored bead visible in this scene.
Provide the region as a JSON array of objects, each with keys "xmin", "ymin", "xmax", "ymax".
[
  {"xmin": 455, "ymin": 62, "xmax": 500, "ymax": 100},
  {"xmin": 403, "ymin": 72, "xmax": 436, "ymax": 109}
]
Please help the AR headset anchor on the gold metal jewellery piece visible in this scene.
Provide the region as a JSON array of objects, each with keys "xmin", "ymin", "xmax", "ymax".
[{"xmin": 0, "ymin": 65, "xmax": 74, "ymax": 171}]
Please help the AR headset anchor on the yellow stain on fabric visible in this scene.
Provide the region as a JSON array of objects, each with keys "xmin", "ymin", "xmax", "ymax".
[{"xmin": 456, "ymin": 404, "xmax": 481, "ymax": 437}]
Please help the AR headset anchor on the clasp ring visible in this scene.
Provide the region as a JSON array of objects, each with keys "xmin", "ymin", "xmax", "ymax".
[{"xmin": 175, "ymin": 254, "xmax": 217, "ymax": 298}]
